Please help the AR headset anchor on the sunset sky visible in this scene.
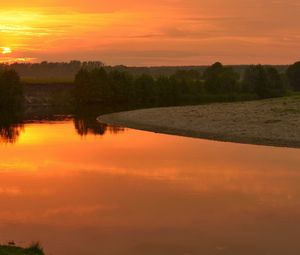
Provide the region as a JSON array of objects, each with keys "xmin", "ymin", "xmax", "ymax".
[{"xmin": 0, "ymin": 0, "xmax": 300, "ymax": 66}]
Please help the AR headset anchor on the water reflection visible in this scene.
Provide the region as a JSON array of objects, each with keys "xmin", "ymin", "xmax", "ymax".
[
  {"xmin": 0, "ymin": 110, "xmax": 24, "ymax": 144},
  {"xmin": 0, "ymin": 105, "xmax": 300, "ymax": 255},
  {"xmin": 0, "ymin": 105, "xmax": 125, "ymax": 144},
  {"xmin": 73, "ymin": 105, "xmax": 125, "ymax": 136},
  {"xmin": 0, "ymin": 120, "xmax": 299, "ymax": 255},
  {"xmin": 74, "ymin": 117, "xmax": 124, "ymax": 136}
]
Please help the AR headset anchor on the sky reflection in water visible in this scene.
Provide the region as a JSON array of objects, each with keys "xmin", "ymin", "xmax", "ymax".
[{"xmin": 0, "ymin": 120, "xmax": 299, "ymax": 255}]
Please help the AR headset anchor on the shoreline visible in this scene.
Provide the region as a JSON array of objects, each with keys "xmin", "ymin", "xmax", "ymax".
[{"xmin": 98, "ymin": 96, "xmax": 300, "ymax": 148}]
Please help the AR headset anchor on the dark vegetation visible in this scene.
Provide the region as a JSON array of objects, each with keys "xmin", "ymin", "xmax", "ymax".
[
  {"xmin": 74, "ymin": 105, "xmax": 125, "ymax": 136},
  {"xmin": 0, "ymin": 109, "xmax": 24, "ymax": 144},
  {"xmin": 0, "ymin": 68, "xmax": 24, "ymax": 143},
  {"xmin": 0, "ymin": 69, "xmax": 24, "ymax": 109},
  {"xmin": 286, "ymin": 61, "xmax": 300, "ymax": 91},
  {"xmin": 0, "ymin": 103, "xmax": 127, "ymax": 144},
  {"xmin": 0, "ymin": 61, "xmax": 104, "ymax": 82},
  {"xmin": 0, "ymin": 61, "xmax": 288, "ymax": 82},
  {"xmin": 242, "ymin": 65, "xmax": 287, "ymax": 98},
  {"xmin": 0, "ymin": 60, "xmax": 299, "ymax": 144},
  {"xmin": 73, "ymin": 62, "xmax": 295, "ymax": 106},
  {"xmin": 24, "ymin": 83, "xmax": 73, "ymax": 106},
  {"xmin": 0, "ymin": 60, "xmax": 299, "ymax": 109},
  {"xmin": 0, "ymin": 242, "xmax": 44, "ymax": 255}
]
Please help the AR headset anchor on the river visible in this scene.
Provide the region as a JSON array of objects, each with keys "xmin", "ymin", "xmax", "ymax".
[{"xmin": 0, "ymin": 115, "xmax": 299, "ymax": 255}]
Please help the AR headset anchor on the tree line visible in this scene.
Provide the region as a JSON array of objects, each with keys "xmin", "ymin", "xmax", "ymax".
[
  {"xmin": 0, "ymin": 61, "xmax": 299, "ymax": 143},
  {"xmin": 0, "ymin": 61, "xmax": 289, "ymax": 81},
  {"xmin": 73, "ymin": 61, "xmax": 300, "ymax": 105},
  {"xmin": 0, "ymin": 61, "xmax": 300, "ymax": 110},
  {"xmin": 0, "ymin": 61, "xmax": 104, "ymax": 81}
]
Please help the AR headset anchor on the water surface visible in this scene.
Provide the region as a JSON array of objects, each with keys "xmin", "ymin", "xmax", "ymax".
[{"xmin": 0, "ymin": 118, "xmax": 299, "ymax": 255}]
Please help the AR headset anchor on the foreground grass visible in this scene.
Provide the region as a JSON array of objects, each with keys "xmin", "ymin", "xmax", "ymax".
[{"xmin": 0, "ymin": 243, "xmax": 44, "ymax": 255}]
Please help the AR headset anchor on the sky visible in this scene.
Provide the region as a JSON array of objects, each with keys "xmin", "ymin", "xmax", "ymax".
[{"xmin": 0, "ymin": 0, "xmax": 300, "ymax": 66}]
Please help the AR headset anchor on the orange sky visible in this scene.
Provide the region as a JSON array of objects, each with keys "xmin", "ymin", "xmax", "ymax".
[{"xmin": 0, "ymin": 0, "xmax": 300, "ymax": 65}]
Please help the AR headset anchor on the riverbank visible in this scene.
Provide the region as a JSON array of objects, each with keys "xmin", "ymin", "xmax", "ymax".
[{"xmin": 98, "ymin": 95, "xmax": 300, "ymax": 148}]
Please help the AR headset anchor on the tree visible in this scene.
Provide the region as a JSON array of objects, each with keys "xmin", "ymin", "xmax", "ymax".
[
  {"xmin": 171, "ymin": 70, "xmax": 201, "ymax": 96},
  {"xmin": 73, "ymin": 69, "xmax": 91, "ymax": 104},
  {"xmin": 0, "ymin": 69, "xmax": 24, "ymax": 109},
  {"xmin": 134, "ymin": 74, "xmax": 156, "ymax": 103},
  {"xmin": 242, "ymin": 65, "xmax": 266, "ymax": 93},
  {"xmin": 109, "ymin": 70, "xmax": 133, "ymax": 102},
  {"xmin": 156, "ymin": 76, "xmax": 175, "ymax": 105},
  {"xmin": 242, "ymin": 65, "xmax": 286, "ymax": 98},
  {"xmin": 286, "ymin": 61, "xmax": 300, "ymax": 91},
  {"xmin": 204, "ymin": 62, "xmax": 240, "ymax": 93},
  {"xmin": 265, "ymin": 67, "xmax": 286, "ymax": 97},
  {"xmin": 73, "ymin": 68, "xmax": 111, "ymax": 104}
]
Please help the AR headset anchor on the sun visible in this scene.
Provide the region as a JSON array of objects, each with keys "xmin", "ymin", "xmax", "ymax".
[{"xmin": 1, "ymin": 47, "xmax": 12, "ymax": 54}]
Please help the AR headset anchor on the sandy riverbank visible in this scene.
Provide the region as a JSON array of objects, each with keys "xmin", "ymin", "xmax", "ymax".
[{"xmin": 98, "ymin": 96, "xmax": 300, "ymax": 148}]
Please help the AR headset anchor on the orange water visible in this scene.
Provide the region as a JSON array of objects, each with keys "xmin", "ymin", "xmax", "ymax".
[{"xmin": 0, "ymin": 121, "xmax": 299, "ymax": 255}]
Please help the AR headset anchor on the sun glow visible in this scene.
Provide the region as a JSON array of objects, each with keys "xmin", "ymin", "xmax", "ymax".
[
  {"xmin": 0, "ymin": 1, "xmax": 299, "ymax": 64},
  {"xmin": 1, "ymin": 47, "xmax": 12, "ymax": 54}
]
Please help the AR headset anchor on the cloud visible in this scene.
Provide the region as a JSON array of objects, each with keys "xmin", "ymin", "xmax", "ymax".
[{"xmin": 2, "ymin": 0, "xmax": 300, "ymax": 65}]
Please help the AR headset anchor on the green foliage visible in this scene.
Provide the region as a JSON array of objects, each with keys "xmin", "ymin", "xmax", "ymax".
[
  {"xmin": 134, "ymin": 74, "xmax": 156, "ymax": 103},
  {"xmin": 0, "ymin": 242, "xmax": 44, "ymax": 255},
  {"xmin": 73, "ymin": 68, "xmax": 110, "ymax": 104},
  {"xmin": 0, "ymin": 69, "xmax": 24, "ymax": 109},
  {"xmin": 73, "ymin": 62, "xmax": 290, "ymax": 106},
  {"xmin": 204, "ymin": 62, "xmax": 240, "ymax": 93},
  {"xmin": 73, "ymin": 68, "xmax": 205, "ymax": 105},
  {"xmin": 25, "ymin": 243, "xmax": 44, "ymax": 255},
  {"xmin": 109, "ymin": 70, "xmax": 134, "ymax": 102},
  {"xmin": 1, "ymin": 61, "xmax": 104, "ymax": 82},
  {"xmin": 286, "ymin": 61, "xmax": 300, "ymax": 91},
  {"xmin": 242, "ymin": 65, "xmax": 287, "ymax": 98},
  {"xmin": 156, "ymin": 76, "xmax": 177, "ymax": 105},
  {"xmin": 1, "ymin": 61, "xmax": 289, "ymax": 83}
]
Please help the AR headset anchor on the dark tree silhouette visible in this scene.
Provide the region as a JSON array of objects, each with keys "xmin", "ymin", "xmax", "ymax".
[
  {"xmin": 0, "ymin": 69, "xmax": 24, "ymax": 109},
  {"xmin": 0, "ymin": 109, "xmax": 24, "ymax": 144},
  {"xmin": 134, "ymin": 74, "xmax": 156, "ymax": 103},
  {"xmin": 74, "ymin": 68, "xmax": 111, "ymax": 104},
  {"xmin": 72, "ymin": 62, "xmax": 289, "ymax": 106},
  {"xmin": 204, "ymin": 62, "xmax": 240, "ymax": 93},
  {"xmin": 73, "ymin": 105, "xmax": 125, "ymax": 136},
  {"xmin": 243, "ymin": 65, "xmax": 286, "ymax": 98},
  {"xmin": 286, "ymin": 61, "xmax": 300, "ymax": 91},
  {"xmin": 109, "ymin": 70, "xmax": 134, "ymax": 102}
]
